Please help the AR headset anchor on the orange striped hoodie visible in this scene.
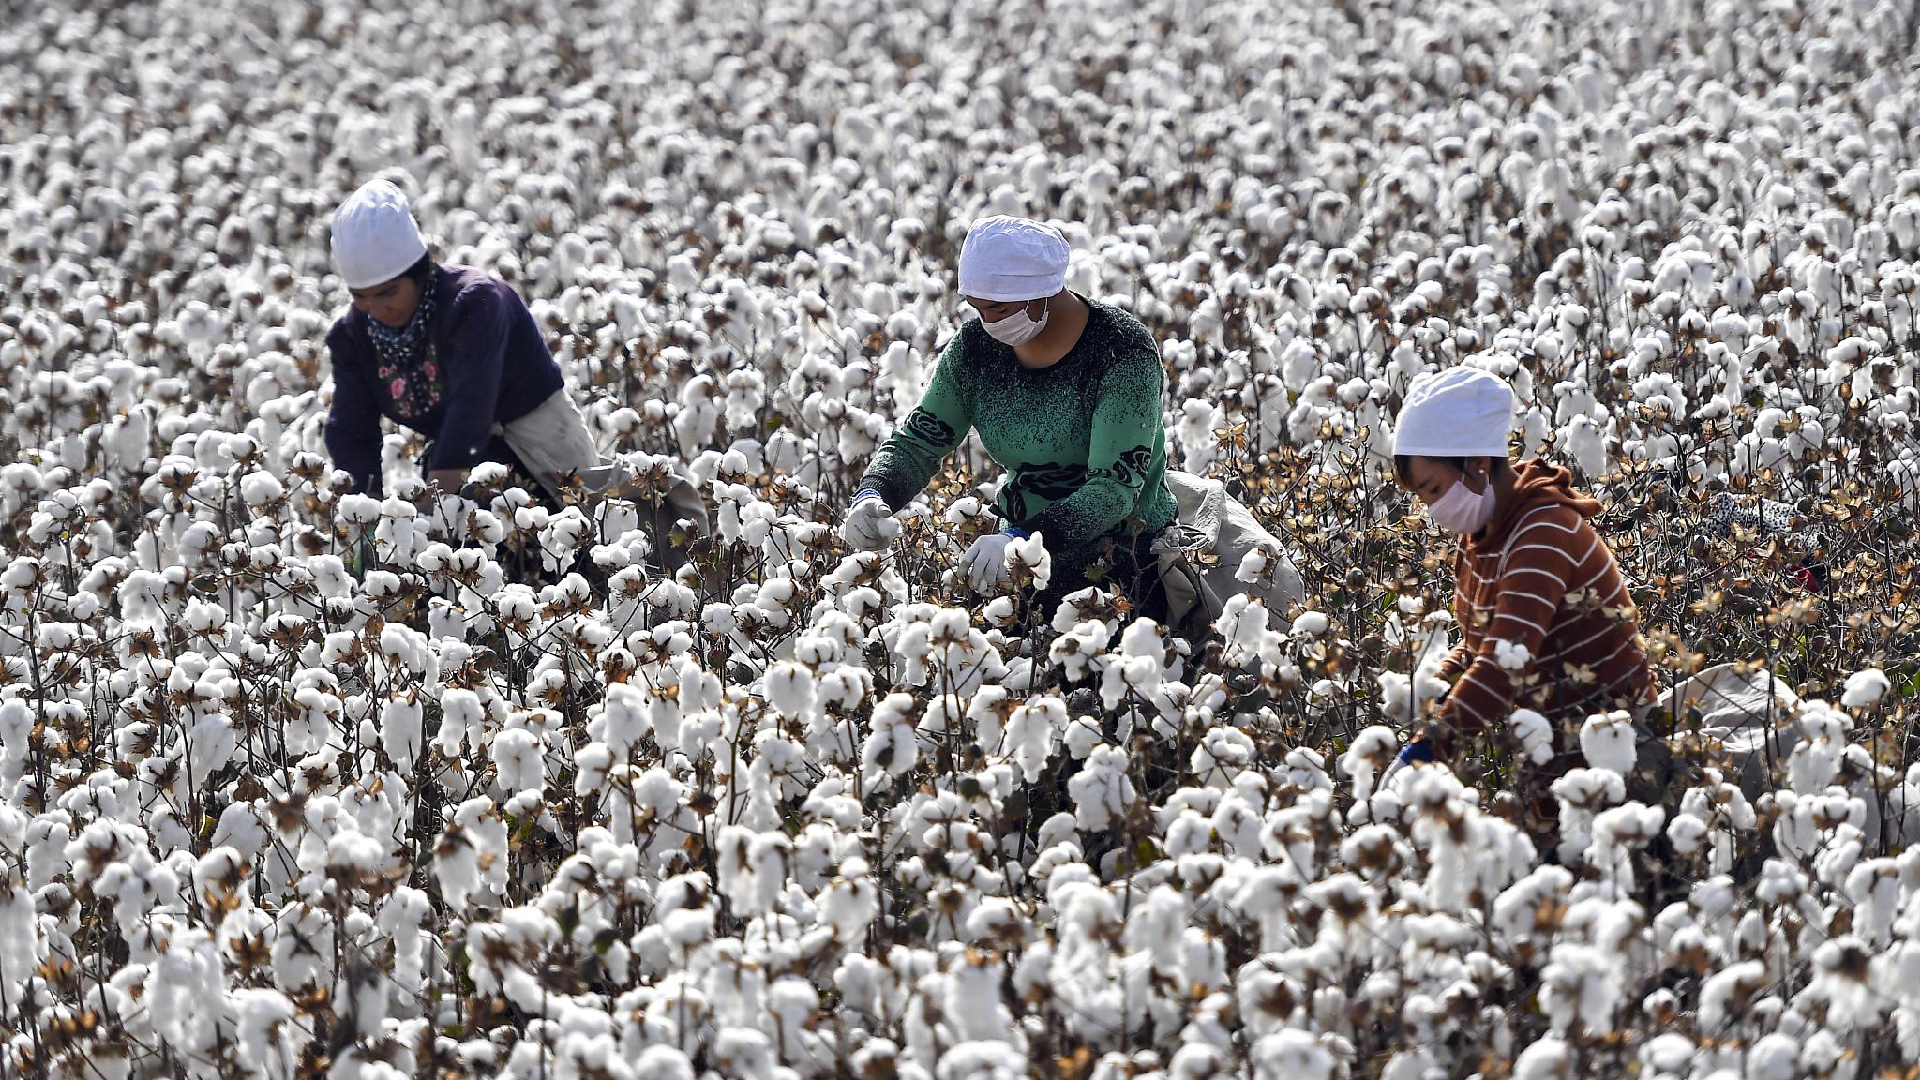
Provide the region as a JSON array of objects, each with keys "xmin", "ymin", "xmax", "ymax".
[{"xmin": 1421, "ymin": 459, "xmax": 1654, "ymax": 758}]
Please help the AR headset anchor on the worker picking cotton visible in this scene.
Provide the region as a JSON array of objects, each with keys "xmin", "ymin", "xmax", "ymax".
[
  {"xmin": 1383, "ymin": 367, "xmax": 1656, "ymax": 816},
  {"xmin": 841, "ymin": 215, "xmax": 1178, "ymax": 621},
  {"xmin": 323, "ymin": 178, "xmax": 608, "ymax": 507}
]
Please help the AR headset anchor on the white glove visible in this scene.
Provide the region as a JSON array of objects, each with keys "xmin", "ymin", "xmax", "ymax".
[
  {"xmin": 960, "ymin": 529, "xmax": 1021, "ymax": 593},
  {"xmin": 842, "ymin": 489, "xmax": 899, "ymax": 550}
]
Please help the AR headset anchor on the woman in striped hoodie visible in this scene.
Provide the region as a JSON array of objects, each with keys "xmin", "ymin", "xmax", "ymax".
[{"xmin": 1386, "ymin": 368, "xmax": 1654, "ymax": 789}]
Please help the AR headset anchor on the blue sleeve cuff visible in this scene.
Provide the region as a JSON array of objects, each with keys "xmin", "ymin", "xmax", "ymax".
[
  {"xmin": 1003, "ymin": 526, "xmax": 1027, "ymax": 539},
  {"xmin": 852, "ymin": 488, "xmax": 883, "ymax": 506},
  {"xmin": 1397, "ymin": 741, "xmax": 1434, "ymax": 765}
]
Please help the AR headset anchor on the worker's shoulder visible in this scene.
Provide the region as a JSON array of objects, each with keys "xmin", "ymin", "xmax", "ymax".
[
  {"xmin": 324, "ymin": 309, "xmax": 365, "ymax": 358},
  {"xmin": 1085, "ymin": 298, "xmax": 1159, "ymax": 359},
  {"xmin": 1500, "ymin": 501, "xmax": 1593, "ymax": 552},
  {"xmin": 1081, "ymin": 301, "xmax": 1163, "ymax": 393},
  {"xmin": 437, "ymin": 263, "xmax": 518, "ymax": 305}
]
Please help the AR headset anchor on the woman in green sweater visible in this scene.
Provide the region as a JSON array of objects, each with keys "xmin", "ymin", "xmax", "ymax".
[{"xmin": 841, "ymin": 216, "xmax": 1178, "ymax": 620}]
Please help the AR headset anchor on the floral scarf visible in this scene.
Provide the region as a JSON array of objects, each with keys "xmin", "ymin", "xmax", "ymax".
[{"xmin": 365, "ymin": 271, "xmax": 443, "ymax": 421}]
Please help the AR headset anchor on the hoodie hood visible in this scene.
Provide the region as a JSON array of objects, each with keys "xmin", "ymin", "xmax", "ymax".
[{"xmin": 1469, "ymin": 458, "xmax": 1601, "ymax": 549}]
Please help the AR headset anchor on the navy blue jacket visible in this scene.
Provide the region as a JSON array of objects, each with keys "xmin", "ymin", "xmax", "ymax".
[{"xmin": 324, "ymin": 263, "xmax": 564, "ymax": 495}]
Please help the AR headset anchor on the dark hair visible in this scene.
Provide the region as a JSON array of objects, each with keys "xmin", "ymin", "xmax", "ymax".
[
  {"xmin": 403, "ymin": 252, "xmax": 435, "ymax": 284},
  {"xmin": 1392, "ymin": 454, "xmax": 1509, "ymax": 486}
]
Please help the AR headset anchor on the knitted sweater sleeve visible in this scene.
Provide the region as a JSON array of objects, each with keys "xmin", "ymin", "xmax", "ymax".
[
  {"xmin": 1021, "ymin": 341, "xmax": 1165, "ymax": 550},
  {"xmin": 1424, "ymin": 511, "xmax": 1582, "ymax": 752},
  {"xmin": 324, "ymin": 322, "xmax": 384, "ymax": 496},
  {"xmin": 856, "ymin": 334, "xmax": 973, "ymax": 507},
  {"xmin": 1434, "ymin": 641, "xmax": 1472, "ymax": 685},
  {"xmin": 429, "ymin": 281, "xmax": 514, "ymax": 470}
]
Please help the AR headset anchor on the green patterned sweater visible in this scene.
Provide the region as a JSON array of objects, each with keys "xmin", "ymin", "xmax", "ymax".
[{"xmin": 858, "ymin": 297, "xmax": 1178, "ymax": 558}]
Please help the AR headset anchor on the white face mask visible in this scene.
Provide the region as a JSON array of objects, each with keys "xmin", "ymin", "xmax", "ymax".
[
  {"xmin": 1426, "ymin": 476, "xmax": 1497, "ymax": 534},
  {"xmin": 981, "ymin": 298, "xmax": 1049, "ymax": 346}
]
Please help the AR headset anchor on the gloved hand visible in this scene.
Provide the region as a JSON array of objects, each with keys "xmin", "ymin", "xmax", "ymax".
[
  {"xmin": 960, "ymin": 528, "xmax": 1024, "ymax": 593},
  {"xmin": 1379, "ymin": 738, "xmax": 1434, "ymax": 790},
  {"xmin": 841, "ymin": 489, "xmax": 899, "ymax": 551}
]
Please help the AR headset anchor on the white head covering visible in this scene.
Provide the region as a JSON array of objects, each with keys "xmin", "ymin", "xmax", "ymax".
[
  {"xmin": 1391, "ymin": 367, "xmax": 1516, "ymax": 458},
  {"xmin": 958, "ymin": 216, "xmax": 1070, "ymax": 302},
  {"xmin": 331, "ymin": 179, "xmax": 428, "ymax": 289}
]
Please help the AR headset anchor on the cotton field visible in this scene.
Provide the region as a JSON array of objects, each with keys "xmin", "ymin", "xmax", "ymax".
[{"xmin": 4, "ymin": 0, "xmax": 1920, "ymax": 1077}]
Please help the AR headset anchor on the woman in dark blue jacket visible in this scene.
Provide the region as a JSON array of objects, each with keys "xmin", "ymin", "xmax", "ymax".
[{"xmin": 323, "ymin": 179, "xmax": 570, "ymax": 497}]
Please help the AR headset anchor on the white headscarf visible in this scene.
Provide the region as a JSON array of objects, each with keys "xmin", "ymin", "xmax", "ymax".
[
  {"xmin": 957, "ymin": 216, "xmax": 1070, "ymax": 302},
  {"xmin": 331, "ymin": 179, "xmax": 429, "ymax": 289},
  {"xmin": 1391, "ymin": 367, "xmax": 1516, "ymax": 458}
]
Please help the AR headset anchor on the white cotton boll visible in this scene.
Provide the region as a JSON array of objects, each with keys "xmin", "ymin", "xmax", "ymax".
[
  {"xmin": 943, "ymin": 957, "xmax": 1016, "ymax": 1045},
  {"xmin": 1493, "ymin": 639, "xmax": 1531, "ymax": 670},
  {"xmin": 337, "ymin": 493, "xmax": 382, "ymax": 526},
  {"xmin": 1193, "ymin": 726, "xmax": 1256, "ymax": 787},
  {"xmin": 1785, "ymin": 735, "xmax": 1843, "ymax": 796},
  {"xmin": 1098, "ymin": 650, "xmax": 1163, "ymax": 714},
  {"xmin": 239, "ymin": 471, "xmax": 284, "ymax": 508},
  {"xmin": 1745, "ymin": 1032, "xmax": 1800, "ymax": 1080},
  {"xmin": 232, "ymin": 988, "xmax": 310, "ymax": 1079},
  {"xmin": 1843, "ymin": 858, "xmax": 1901, "ymax": 946},
  {"xmin": 492, "ymin": 727, "xmax": 545, "ymax": 793},
  {"xmin": 1667, "ymin": 813, "xmax": 1709, "ymax": 856},
  {"xmin": 598, "ymin": 682, "xmax": 651, "ymax": 759},
  {"xmin": 319, "ymin": 630, "xmax": 358, "ymax": 667},
  {"xmin": 1379, "ymin": 1050, "xmax": 1436, "ymax": 1080},
  {"xmin": 1250, "ymin": 1029, "xmax": 1337, "ymax": 1080},
  {"xmin": 1800, "ymin": 937, "xmax": 1878, "ymax": 1034},
  {"xmin": 819, "ymin": 858, "xmax": 877, "ymax": 942},
  {"xmin": 1699, "ymin": 960, "xmax": 1768, "ymax": 1032},
  {"xmin": 1509, "ymin": 709, "xmax": 1555, "ymax": 765},
  {"xmin": 438, "ymin": 688, "xmax": 485, "ymax": 759},
  {"xmin": 1049, "ymin": 618, "xmax": 1112, "ymax": 680},
  {"xmin": 435, "ymin": 796, "xmax": 507, "ymax": 912},
  {"xmin": 24, "ymin": 816, "xmax": 68, "ymax": 893},
  {"xmin": 381, "ymin": 695, "xmax": 423, "ymax": 772},
  {"xmin": 633, "ymin": 1046, "xmax": 695, "ymax": 1080},
  {"xmin": 1587, "ymin": 803, "xmax": 1665, "ymax": 891},
  {"xmin": 0, "ymin": 876, "xmax": 40, "ymax": 1001},
  {"xmin": 1557, "ymin": 414, "xmax": 1609, "ymax": 479},
  {"xmin": 182, "ymin": 599, "xmax": 227, "ymax": 635},
  {"xmin": 146, "ymin": 925, "xmax": 224, "ymax": 1057},
  {"xmin": 377, "ymin": 887, "xmax": 431, "ymax": 998},
  {"xmin": 763, "ymin": 662, "xmax": 818, "ymax": 719},
  {"xmin": 1122, "ymin": 885, "xmax": 1189, "ymax": 976},
  {"xmin": 1540, "ymin": 943, "xmax": 1620, "ymax": 1038},
  {"xmin": 1551, "ymin": 768, "xmax": 1625, "ymax": 864},
  {"xmin": 1279, "ymin": 338, "xmax": 1321, "ymax": 395},
  {"xmin": 1635, "ymin": 1033, "xmax": 1696, "ymax": 1077},
  {"xmin": 1375, "ymin": 670, "xmax": 1415, "ymax": 723},
  {"xmin": 1006, "ymin": 531, "xmax": 1051, "ymax": 589},
  {"xmin": 573, "ymin": 743, "xmax": 613, "ymax": 798},
  {"xmin": 1340, "ymin": 726, "xmax": 1398, "ymax": 803},
  {"xmin": 1068, "ymin": 745, "xmax": 1135, "ymax": 833},
  {"xmin": 1841, "ymin": 667, "xmax": 1890, "ymax": 708},
  {"xmin": 861, "ymin": 692, "xmax": 920, "ymax": 788},
  {"xmin": 0, "ymin": 700, "xmax": 31, "ymax": 782},
  {"xmin": 1512, "ymin": 1035, "xmax": 1570, "ymax": 1080},
  {"xmin": 936, "ymin": 1041, "xmax": 1028, "ymax": 1080},
  {"xmin": 981, "ymin": 595, "xmax": 1018, "ymax": 627},
  {"xmin": 1236, "ymin": 546, "xmax": 1272, "ymax": 584},
  {"xmin": 1579, "ymin": 711, "xmax": 1637, "ymax": 774},
  {"xmin": 1291, "ymin": 610, "xmax": 1329, "ymax": 638},
  {"xmin": 1003, "ymin": 696, "xmax": 1064, "ymax": 782},
  {"xmin": 186, "ymin": 713, "xmax": 238, "ymax": 788}
]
